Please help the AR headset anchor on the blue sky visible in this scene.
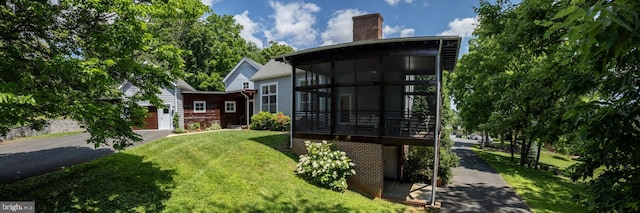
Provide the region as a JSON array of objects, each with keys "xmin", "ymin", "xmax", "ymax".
[{"xmin": 203, "ymin": 0, "xmax": 481, "ymax": 56}]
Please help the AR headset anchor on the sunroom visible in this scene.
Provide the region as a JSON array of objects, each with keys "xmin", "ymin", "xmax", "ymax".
[{"xmin": 279, "ymin": 36, "xmax": 461, "ymax": 146}]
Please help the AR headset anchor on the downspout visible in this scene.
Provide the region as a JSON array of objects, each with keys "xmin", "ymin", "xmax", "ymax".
[
  {"xmin": 282, "ymin": 56, "xmax": 294, "ymax": 149},
  {"xmin": 240, "ymin": 90, "xmax": 250, "ymax": 127},
  {"xmin": 174, "ymin": 83, "xmax": 178, "ymax": 130},
  {"xmin": 431, "ymin": 39, "xmax": 443, "ymax": 207}
]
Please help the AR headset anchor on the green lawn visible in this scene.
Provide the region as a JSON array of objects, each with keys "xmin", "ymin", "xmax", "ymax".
[
  {"xmin": 472, "ymin": 146, "xmax": 586, "ymax": 213},
  {"xmin": 0, "ymin": 130, "xmax": 415, "ymax": 212}
]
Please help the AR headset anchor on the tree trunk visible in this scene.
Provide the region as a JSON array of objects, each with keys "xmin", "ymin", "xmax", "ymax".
[
  {"xmin": 520, "ymin": 137, "xmax": 530, "ymax": 166},
  {"xmin": 481, "ymin": 130, "xmax": 485, "ymax": 149},
  {"xmin": 534, "ymin": 140, "xmax": 542, "ymax": 168},
  {"xmin": 500, "ymin": 132, "xmax": 505, "ymax": 150},
  {"xmin": 510, "ymin": 128, "xmax": 515, "ymax": 162}
]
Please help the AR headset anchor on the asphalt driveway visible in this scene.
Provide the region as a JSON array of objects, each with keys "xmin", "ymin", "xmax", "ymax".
[
  {"xmin": 0, "ymin": 130, "xmax": 170, "ymax": 184},
  {"xmin": 437, "ymin": 136, "xmax": 531, "ymax": 213}
]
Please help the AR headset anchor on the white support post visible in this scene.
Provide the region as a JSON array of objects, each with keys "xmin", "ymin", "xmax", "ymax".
[{"xmin": 431, "ymin": 39, "xmax": 443, "ymax": 207}]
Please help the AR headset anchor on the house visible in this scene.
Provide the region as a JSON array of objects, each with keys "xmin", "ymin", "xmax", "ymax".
[
  {"xmin": 223, "ymin": 57, "xmax": 263, "ymax": 92},
  {"xmin": 276, "ymin": 13, "xmax": 461, "ymax": 198},
  {"xmin": 250, "ymin": 59, "xmax": 306, "ymax": 116},
  {"xmin": 121, "ymin": 79, "xmax": 196, "ymax": 130},
  {"xmin": 181, "ymin": 57, "xmax": 261, "ymax": 129}
]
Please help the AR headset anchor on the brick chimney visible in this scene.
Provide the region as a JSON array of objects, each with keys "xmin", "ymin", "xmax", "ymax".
[{"xmin": 352, "ymin": 13, "xmax": 383, "ymax": 42}]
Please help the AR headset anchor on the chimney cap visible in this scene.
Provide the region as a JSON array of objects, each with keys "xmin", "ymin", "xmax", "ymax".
[{"xmin": 352, "ymin": 13, "xmax": 384, "ymax": 22}]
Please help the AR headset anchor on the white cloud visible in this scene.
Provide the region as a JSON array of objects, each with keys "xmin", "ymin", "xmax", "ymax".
[
  {"xmin": 422, "ymin": 0, "xmax": 430, "ymax": 7},
  {"xmin": 382, "ymin": 25, "xmax": 400, "ymax": 38},
  {"xmin": 384, "ymin": 0, "xmax": 401, "ymax": 5},
  {"xmin": 383, "ymin": 25, "xmax": 414, "ymax": 38},
  {"xmin": 320, "ymin": 9, "xmax": 366, "ymax": 46},
  {"xmin": 400, "ymin": 28, "xmax": 415, "ymax": 37},
  {"xmin": 385, "ymin": 0, "xmax": 413, "ymax": 6},
  {"xmin": 234, "ymin": 11, "xmax": 263, "ymax": 48},
  {"xmin": 265, "ymin": 1, "xmax": 320, "ymax": 48},
  {"xmin": 437, "ymin": 17, "xmax": 478, "ymax": 38}
]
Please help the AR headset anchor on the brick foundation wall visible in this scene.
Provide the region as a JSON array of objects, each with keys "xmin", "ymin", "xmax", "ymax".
[{"xmin": 293, "ymin": 138, "xmax": 384, "ymax": 197}]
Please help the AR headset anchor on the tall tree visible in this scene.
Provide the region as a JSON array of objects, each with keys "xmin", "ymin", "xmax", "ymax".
[
  {"xmin": 246, "ymin": 41, "xmax": 295, "ymax": 64},
  {"xmin": 0, "ymin": 0, "xmax": 207, "ymax": 149},
  {"xmin": 151, "ymin": 13, "xmax": 247, "ymax": 91},
  {"xmin": 548, "ymin": 1, "xmax": 640, "ymax": 211}
]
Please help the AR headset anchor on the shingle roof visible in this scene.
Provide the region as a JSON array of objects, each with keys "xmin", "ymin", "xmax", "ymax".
[
  {"xmin": 176, "ymin": 79, "xmax": 196, "ymax": 91},
  {"xmin": 250, "ymin": 59, "xmax": 304, "ymax": 81}
]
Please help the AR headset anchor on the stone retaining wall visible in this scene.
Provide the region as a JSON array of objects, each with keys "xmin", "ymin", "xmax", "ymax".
[
  {"xmin": 293, "ymin": 138, "xmax": 384, "ymax": 198},
  {"xmin": 0, "ymin": 119, "xmax": 84, "ymax": 142}
]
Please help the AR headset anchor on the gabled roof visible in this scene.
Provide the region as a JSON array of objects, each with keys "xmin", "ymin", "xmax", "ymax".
[
  {"xmin": 119, "ymin": 79, "xmax": 196, "ymax": 92},
  {"xmin": 175, "ymin": 79, "xmax": 197, "ymax": 91},
  {"xmin": 251, "ymin": 59, "xmax": 304, "ymax": 81},
  {"xmin": 222, "ymin": 57, "xmax": 264, "ymax": 82}
]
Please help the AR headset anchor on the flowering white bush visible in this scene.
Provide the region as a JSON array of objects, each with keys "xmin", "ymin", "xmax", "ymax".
[{"xmin": 296, "ymin": 140, "xmax": 356, "ymax": 192}]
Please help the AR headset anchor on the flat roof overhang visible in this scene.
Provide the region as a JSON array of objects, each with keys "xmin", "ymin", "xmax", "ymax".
[{"xmin": 275, "ymin": 36, "xmax": 461, "ymax": 71}]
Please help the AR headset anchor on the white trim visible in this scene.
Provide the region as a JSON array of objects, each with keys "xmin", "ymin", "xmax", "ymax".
[
  {"xmin": 242, "ymin": 81, "xmax": 250, "ymax": 89},
  {"xmin": 194, "ymin": 101, "xmax": 206, "ymax": 113},
  {"xmin": 260, "ymin": 82, "xmax": 278, "ymax": 113},
  {"xmin": 224, "ymin": 101, "xmax": 236, "ymax": 113}
]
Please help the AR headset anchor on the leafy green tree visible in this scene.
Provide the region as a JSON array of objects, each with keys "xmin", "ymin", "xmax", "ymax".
[
  {"xmin": 246, "ymin": 41, "xmax": 295, "ymax": 64},
  {"xmin": 547, "ymin": 1, "xmax": 640, "ymax": 211},
  {"xmin": 151, "ymin": 13, "xmax": 247, "ymax": 91},
  {"xmin": 0, "ymin": 0, "xmax": 207, "ymax": 149}
]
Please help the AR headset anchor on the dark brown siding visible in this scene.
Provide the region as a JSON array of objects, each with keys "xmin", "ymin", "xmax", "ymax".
[{"xmin": 183, "ymin": 92, "xmax": 253, "ymax": 129}]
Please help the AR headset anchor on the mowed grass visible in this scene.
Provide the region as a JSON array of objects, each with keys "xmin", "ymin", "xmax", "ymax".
[
  {"xmin": 472, "ymin": 146, "xmax": 586, "ymax": 213},
  {"xmin": 0, "ymin": 130, "xmax": 415, "ymax": 212}
]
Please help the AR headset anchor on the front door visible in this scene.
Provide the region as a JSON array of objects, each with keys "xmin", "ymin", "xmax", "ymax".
[
  {"xmin": 384, "ymin": 146, "xmax": 398, "ymax": 180},
  {"xmin": 158, "ymin": 104, "xmax": 172, "ymax": 130}
]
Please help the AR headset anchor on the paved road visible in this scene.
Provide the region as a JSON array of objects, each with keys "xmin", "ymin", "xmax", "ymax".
[
  {"xmin": 0, "ymin": 130, "xmax": 170, "ymax": 184},
  {"xmin": 438, "ymin": 136, "xmax": 531, "ymax": 213}
]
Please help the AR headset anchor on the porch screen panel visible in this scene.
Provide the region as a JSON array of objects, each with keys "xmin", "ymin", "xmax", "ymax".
[{"xmin": 355, "ymin": 86, "xmax": 380, "ymax": 136}]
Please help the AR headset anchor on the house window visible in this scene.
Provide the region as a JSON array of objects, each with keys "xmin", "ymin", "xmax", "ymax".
[
  {"xmin": 225, "ymin": 101, "xmax": 236, "ymax": 113},
  {"xmin": 194, "ymin": 101, "xmax": 206, "ymax": 113},
  {"xmin": 261, "ymin": 83, "xmax": 277, "ymax": 113},
  {"xmin": 243, "ymin": 82, "xmax": 249, "ymax": 89}
]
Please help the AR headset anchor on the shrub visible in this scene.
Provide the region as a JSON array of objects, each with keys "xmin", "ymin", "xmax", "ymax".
[
  {"xmin": 270, "ymin": 112, "xmax": 290, "ymax": 131},
  {"xmin": 403, "ymin": 127, "xmax": 459, "ymax": 185},
  {"xmin": 250, "ymin": 111, "xmax": 291, "ymax": 131},
  {"xmin": 296, "ymin": 141, "xmax": 355, "ymax": 192},
  {"xmin": 173, "ymin": 128, "xmax": 187, "ymax": 134},
  {"xmin": 188, "ymin": 122, "xmax": 200, "ymax": 131},
  {"xmin": 206, "ymin": 122, "xmax": 222, "ymax": 131},
  {"xmin": 250, "ymin": 111, "xmax": 272, "ymax": 130},
  {"xmin": 403, "ymin": 146, "xmax": 459, "ymax": 185},
  {"xmin": 172, "ymin": 113, "xmax": 180, "ymax": 129}
]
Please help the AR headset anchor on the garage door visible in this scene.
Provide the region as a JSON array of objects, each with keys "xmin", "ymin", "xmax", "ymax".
[{"xmin": 134, "ymin": 106, "xmax": 158, "ymax": 129}]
